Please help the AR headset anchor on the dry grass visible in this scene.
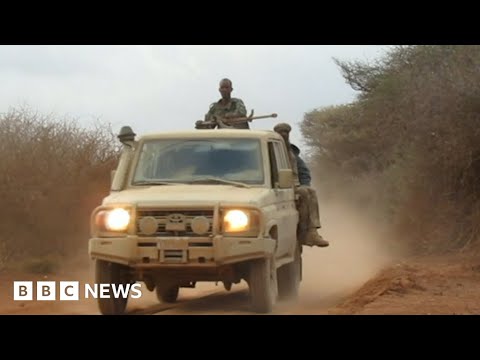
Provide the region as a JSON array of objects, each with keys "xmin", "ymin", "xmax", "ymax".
[
  {"xmin": 302, "ymin": 45, "xmax": 480, "ymax": 254},
  {"xmin": 0, "ymin": 107, "xmax": 120, "ymax": 263}
]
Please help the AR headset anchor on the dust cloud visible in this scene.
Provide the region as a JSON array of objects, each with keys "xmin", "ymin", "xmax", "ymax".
[
  {"xmin": 43, "ymin": 199, "xmax": 400, "ymax": 315},
  {"xmin": 293, "ymin": 200, "xmax": 397, "ymax": 312}
]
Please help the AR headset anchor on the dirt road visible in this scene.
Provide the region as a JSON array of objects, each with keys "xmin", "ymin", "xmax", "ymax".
[
  {"xmin": 0, "ymin": 246, "xmax": 357, "ymax": 315},
  {"xmin": 2, "ymin": 250, "xmax": 480, "ymax": 315},
  {"xmin": 2, "ymin": 202, "xmax": 479, "ymax": 315}
]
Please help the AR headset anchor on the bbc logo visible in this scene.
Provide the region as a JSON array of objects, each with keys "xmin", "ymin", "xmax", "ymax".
[
  {"xmin": 14, "ymin": 281, "xmax": 80, "ymax": 301},
  {"xmin": 13, "ymin": 281, "xmax": 142, "ymax": 300}
]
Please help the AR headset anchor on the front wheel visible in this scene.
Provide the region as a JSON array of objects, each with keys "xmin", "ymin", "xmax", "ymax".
[
  {"xmin": 248, "ymin": 257, "xmax": 277, "ymax": 313},
  {"xmin": 95, "ymin": 260, "xmax": 130, "ymax": 315},
  {"xmin": 277, "ymin": 244, "xmax": 302, "ymax": 300},
  {"xmin": 156, "ymin": 285, "xmax": 179, "ymax": 303}
]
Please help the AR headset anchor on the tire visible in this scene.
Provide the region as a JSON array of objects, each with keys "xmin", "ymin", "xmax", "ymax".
[
  {"xmin": 95, "ymin": 260, "xmax": 130, "ymax": 315},
  {"xmin": 248, "ymin": 257, "xmax": 277, "ymax": 313},
  {"xmin": 156, "ymin": 285, "xmax": 179, "ymax": 303},
  {"xmin": 277, "ymin": 244, "xmax": 302, "ymax": 300}
]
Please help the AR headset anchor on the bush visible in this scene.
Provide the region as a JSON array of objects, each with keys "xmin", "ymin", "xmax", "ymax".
[
  {"xmin": 0, "ymin": 107, "xmax": 120, "ymax": 259},
  {"xmin": 302, "ymin": 45, "xmax": 480, "ymax": 253}
]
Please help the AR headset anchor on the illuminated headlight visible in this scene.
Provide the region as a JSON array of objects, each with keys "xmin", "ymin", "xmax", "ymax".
[
  {"xmin": 96, "ymin": 208, "xmax": 131, "ymax": 232},
  {"xmin": 223, "ymin": 210, "xmax": 250, "ymax": 232}
]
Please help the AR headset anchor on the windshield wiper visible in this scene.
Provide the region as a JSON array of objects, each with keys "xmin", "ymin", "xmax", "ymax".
[
  {"xmin": 132, "ymin": 180, "xmax": 184, "ymax": 186},
  {"xmin": 189, "ymin": 177, "xmax": 250, "ymax": 188}
]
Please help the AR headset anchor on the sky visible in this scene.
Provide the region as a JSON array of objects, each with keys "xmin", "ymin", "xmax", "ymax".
[{"xmin": 0, "ymin": 45, "xmax": 391, "ymax": 151}]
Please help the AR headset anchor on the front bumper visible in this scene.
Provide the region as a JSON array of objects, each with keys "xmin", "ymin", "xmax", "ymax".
[{"xmin": 88, "ymin": 235, "xmax": 276, "ymax": 267}]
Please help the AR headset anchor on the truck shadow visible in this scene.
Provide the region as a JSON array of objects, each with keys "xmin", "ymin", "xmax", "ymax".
[{"xmin": 127, "ymin": 289, "xmax": 252, "ymax": 315}]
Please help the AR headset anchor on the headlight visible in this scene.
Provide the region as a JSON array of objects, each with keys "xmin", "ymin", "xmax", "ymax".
[
  {"xmin": 95, "ymin": 208, "xmax": 131, "ymax": 232},
  {"xmin": 106, "ymin": 208, "xmax": 131, "ymax": 231},
  {"xmin": 223, "ymin": 210, "xmax": 250, "ymax": 233}
]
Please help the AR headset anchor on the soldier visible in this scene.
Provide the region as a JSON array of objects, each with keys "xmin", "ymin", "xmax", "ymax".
[
  {"xmin": 274, "ymin": 123, "xmax": 329, "ymax": 248},
  {"xmin": 196, "ymin": 78, "xmax": 248, "ymax": 129}
]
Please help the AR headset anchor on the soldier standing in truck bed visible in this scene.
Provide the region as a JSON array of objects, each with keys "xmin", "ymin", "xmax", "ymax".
[{"xmin": 196, "ymin": 78, "xmax": 249, "ymax": 129}]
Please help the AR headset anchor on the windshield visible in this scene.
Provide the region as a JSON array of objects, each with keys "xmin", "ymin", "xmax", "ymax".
[{"xmin": 132, "ymin": 138, "xmax": 264, "ymax": 185}]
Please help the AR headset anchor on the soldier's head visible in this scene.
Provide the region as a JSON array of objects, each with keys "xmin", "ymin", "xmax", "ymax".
[
  {"xmin": 219, "ymin": 78, "xmax": 233, "ymax": 100},
  {"xmin": 274, "ymin": 123, "xmax": 292, "ymax": 143}
]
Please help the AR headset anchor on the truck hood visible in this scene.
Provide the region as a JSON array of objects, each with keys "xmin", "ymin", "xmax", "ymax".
[{"xmin": 102, "ymin": 185, "xmax": 272, "ymax": 207}]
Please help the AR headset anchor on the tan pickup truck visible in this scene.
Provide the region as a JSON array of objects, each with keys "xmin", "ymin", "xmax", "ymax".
[{"xmin": 89, "ymin": 126, "xmax": 302, "ymax": 314}]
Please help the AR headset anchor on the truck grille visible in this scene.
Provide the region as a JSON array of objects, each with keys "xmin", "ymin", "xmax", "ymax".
[{"xmin": 136, "ymin": 209, "xmax": 214, "ymax": 237}]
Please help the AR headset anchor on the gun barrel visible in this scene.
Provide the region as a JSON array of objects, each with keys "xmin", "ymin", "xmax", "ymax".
[
  {"xmin": 250, "ymin": 113, "xmax": 278, "ymax": 120},
  {"xmin": 228, "ymin": 113, "xmax": 278, "ymax": 124}
]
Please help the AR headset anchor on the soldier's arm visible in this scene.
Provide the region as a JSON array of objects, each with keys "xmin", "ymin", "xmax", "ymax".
[
  {"xmin": 296, "ymin": 156, "xmax": 312, "ymax": 187},
  {"xmin": 234, "ymin": 99, "xmax": 247, "ymax": 117},
  {"xmin": 225, "ymin": 99, "xmax": 247, "ymax": 118},
  {"xmin": 196, "ymin": 103, "xmax": 218, "ymax": 129},
  {"xmin": 195, "ymin": 120, "xmax": 216, "ymax": 129},
  {"xmin": 205, "ymin": 103, "xmax": 217, "ymax": 121}
]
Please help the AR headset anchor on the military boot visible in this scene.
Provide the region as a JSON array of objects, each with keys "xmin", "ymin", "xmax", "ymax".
[{"xmin": 304, "ymin": 229, "xmax": 329, "ymax": 247}]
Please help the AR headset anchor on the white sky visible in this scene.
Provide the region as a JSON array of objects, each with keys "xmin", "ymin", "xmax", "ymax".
[{"xmin": 0, "ymin": 45, "xmax": 391, "ymax": 152}]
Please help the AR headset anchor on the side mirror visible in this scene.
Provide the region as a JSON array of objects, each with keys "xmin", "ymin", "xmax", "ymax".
[{"xmin": 277, "ymin": 169, "xmax": 293, "ymax": 189}]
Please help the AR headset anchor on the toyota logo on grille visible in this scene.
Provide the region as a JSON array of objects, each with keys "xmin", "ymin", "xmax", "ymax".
[{"xmin": 167, "ymin": 213, "xmax": 186, "ymax": 223}]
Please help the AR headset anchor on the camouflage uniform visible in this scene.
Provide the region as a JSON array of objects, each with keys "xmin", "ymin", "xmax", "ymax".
[
  {"xmin": 287, "ymin": 143, "xmax": 321, "ymax": 229},
  {"xmin": 291, "ymin": 144, "xmax": 311, "ymax": 186},
  {"xmin": 287, "ymin": 143, "xmax": 312, "ymax": 186},
  {"xmin": 274, "ymin": 123, "xmax": 328, "ymax": 247},
  {"xmin": 203, "ymin": 98, "xmax": 249, "ymax": 129}
]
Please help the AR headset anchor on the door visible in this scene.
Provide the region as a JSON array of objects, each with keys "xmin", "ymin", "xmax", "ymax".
[{"xmin": 268, "ymin": 141, "xmax": 298, "ymax": 256}]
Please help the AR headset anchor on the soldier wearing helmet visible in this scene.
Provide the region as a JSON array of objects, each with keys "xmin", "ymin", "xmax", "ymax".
[{"xmin": 274, "ymin": 122, "xmax": 329, "ymax": 248}]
